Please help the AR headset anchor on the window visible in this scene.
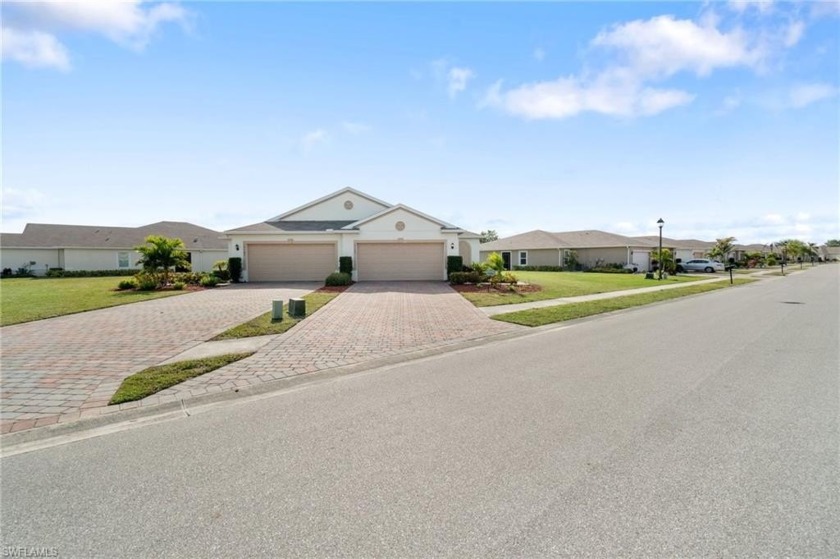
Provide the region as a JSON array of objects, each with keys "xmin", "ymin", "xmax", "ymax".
[
  {"xmin": 118, "ymin": 252, "xmax": 130, "ymax": 269},
  {"xmin": 519, "ymin": 251, "xmax": 528, "ymax": 266}
]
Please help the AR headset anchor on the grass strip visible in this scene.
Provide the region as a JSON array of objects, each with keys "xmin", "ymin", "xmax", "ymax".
[
  {"xmin": 493, "ymin": 278, "xmax": 756, "ymax": 327},
  {"xmin": 110, "ymin": 352, "xmax": 254, "ymax": 405},
  {"xmin": 0, "ymin": 277, "xmax": 187, "ymax": 326},
  {"xmin": 210, "ymin": 291, "xmax": 339, "ymax": 341}
]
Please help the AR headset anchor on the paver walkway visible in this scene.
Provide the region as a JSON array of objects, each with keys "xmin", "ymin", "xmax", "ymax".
[
  {"xmin": 137, "ymin": 282, "xmax": 521, "ymax": 406},
  {"xmin": 0, "ymin": 284, "xmax": 318, "ymax": 433}
]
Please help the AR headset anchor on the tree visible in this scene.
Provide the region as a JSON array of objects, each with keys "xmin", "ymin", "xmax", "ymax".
[
  {"xmin": 707, "ymin": 236, "xmax": 737, "ymax": 263},
  {"xmin": 480, "ymin": 230, "xmax": 499, "ymax": 244},
  {"xmin": 135, "ymin": 235, "xmax": 190, "ymax": 286},
  {"xmin": 650, "ymin": 248, "xmax": 675, "ymax": 274},
  {"xmin": 826, "ymin": 240, "xmax": 840, "ymax": 247},
  {"xmin": 776, "ymin": 239, "xmax": 808, "ymax": 263},
  {"xmin": 485, "ymin": 252, "xmax": 506, "ymax": 275}
]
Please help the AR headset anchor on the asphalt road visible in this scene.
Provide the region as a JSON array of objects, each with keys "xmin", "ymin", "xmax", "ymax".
[{"xmin": 1, "ymin": 266, "xmax": 838, "ymax": 557}]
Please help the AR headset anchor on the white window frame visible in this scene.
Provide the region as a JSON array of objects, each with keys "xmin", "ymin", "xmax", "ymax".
[
  {"xmin": 117, "ymin": 251, "xmax": 131, "ymax": 269},
  {"xmin": 518, "ymin": 251, "xmax": 528, "ymax": 266}
]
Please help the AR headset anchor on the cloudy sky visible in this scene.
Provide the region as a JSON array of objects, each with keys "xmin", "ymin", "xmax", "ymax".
[{"xmin": 2, "ymin": 1, "xmax": 838, "ymax": 244}]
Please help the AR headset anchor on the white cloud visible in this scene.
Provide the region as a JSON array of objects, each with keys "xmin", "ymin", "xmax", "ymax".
[
  {"xmin": 763, "ymin": 213, "xmax": 785, "ymax": 225},
  {"xmin": 717, "ymin": 93, "xmax": 742, "ymax": 114},
  {"xmin": 342, "ymin": 121, "xmax": 371, "ymax": 134},
  {"xmin": 1, "ymin": 187, "xmax": 46, "ymax": 220},
  {"xmin": 301, "ymin": 129, "xmax": 328, "ymax": 151},
  {"xmin": 1, "ymin": 1, "xmax": 190, "ymax": 71},
  {"xmin": 447, "ymin": 66, "xmax": 475, "ymax": 98},
  {"xmin": 788, "ymin": 82, "xmax": 838, "ymax": 108},
  {"xmin": 1, "ymin": 27, "xmax": 70, "ymax": 70},
  {"xmin": 592, "ymin": 15, "xmax": 765, "ymax": 78},
  {"xmin": 533, "ymin": 47, "xmax": 546, "ymax": 62},
  {"xmin": 482, "ymin": 70, "xmax": 694, "ymax": 120},
  {"xmin": 728, "ymin": 1, "xmax": 775, "ymax": 15},
  {"xmin": 783, "ymin": 20, "xmax": 805, "ymax": 47}
]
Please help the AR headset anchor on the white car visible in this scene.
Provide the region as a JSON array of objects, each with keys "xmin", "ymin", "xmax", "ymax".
[{"xmin": 677, "ymin": 259, "xmax": 725, "ymax": 273}]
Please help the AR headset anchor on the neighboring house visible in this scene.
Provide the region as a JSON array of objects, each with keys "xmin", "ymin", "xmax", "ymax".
[
  {"xmin": 820, "ymin": 245, "xmax": 840, "ymax": 261},
  {"xmin": 633, "ymin": 236, "xmax": 717, "ymax": 263},
  {"xmin": 479, "ymin": 230, "xmax": 657, "ymax": 271},
  {"xmin": 224, "ymin": 187, "xmax": 479, "ymax": 281},
  {"xmin": 0, "ymin": 221, "xmax": 227, "ymax": 275}
]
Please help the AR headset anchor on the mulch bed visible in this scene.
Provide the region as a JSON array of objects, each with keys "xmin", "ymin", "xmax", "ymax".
[
  {"xmin": 451, "ymin": 283, "xmax": 542, "ymax": 293},
  {"xmin": 316, "ymin": 284, "xmax": 353, "ymax": 293}
]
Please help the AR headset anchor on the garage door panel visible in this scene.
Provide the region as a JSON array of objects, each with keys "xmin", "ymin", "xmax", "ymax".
[
  {"xmin": 248, "ymin": 243, "xmax": 337, "ymax": 281},
  {"xmin": 357, "ymin": 243, "xmax": 444, "ymax": 281}
]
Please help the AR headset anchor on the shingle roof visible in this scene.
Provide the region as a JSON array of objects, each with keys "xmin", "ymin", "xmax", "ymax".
[
  {"xmin": 481, "ymin": 229, "xmax": 658, "ymax": 251},
  {"xmin": 480, "ymin": 230, "xmax": 573, "ymax": 251},
  {"xmin": 0, "ymin": 221, "xmax": 226, "ymax": 250},
  {"xmin": 632, "ymin": 236, "xmax": 716, "ymax": 250},
  {"xmin": 225, "ymin": 220, "xmax": 356, "ymax": 233},
  {"xmin": 553, "ymin": 230, "xmax": 657, "ymax": 248}
]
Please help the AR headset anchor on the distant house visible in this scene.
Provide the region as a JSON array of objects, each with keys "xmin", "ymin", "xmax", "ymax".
[
  {"xmin": 0, "ymin": 221, "xmax": 227, "ymax": 275},
  {"xmin": 479, "ymin": 230, "xmax": 657, "ymax": 271},
  {"xmin": 632, "ymin": 236, "xmax": 716, "ymax": 263},
  {"xmin": 820, "ymin": 245, "xmax": 840, "ymax": 261},
  {"xmin": 224, "ymin": 187, "xmax": 479, "ymax": 281}
]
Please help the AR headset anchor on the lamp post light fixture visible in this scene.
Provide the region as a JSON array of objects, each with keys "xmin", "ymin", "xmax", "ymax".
[{"xmin": 657, "ymin": 218, "xmax": 664, "ymax": 280}]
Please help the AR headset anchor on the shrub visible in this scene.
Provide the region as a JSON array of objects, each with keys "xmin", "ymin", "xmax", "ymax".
[
  {"xmin": 200, "ymin": 274, "xmax": 219, "ymax": 287},
  {"xmin": 586, "ymin": 267, "xmax": 632, "ymax": 274},
  {"xmin": 228, "ymin": 257, "xmax": 242, "ymax": 283},
  {"xmin": 449, "ymin": 271, "xmax": 484, "ymax": 285},
  {"xmin": 135, "ymin": 272, "xmax": 160, "ymax": 291},
  {"xmin": 117, "ymin": 279, "xmax": 137, "ymax": 290},
  {"xmin": 43, "ymin": 269, "xmax": 137, "ymax": 278},
  {"xmin": 339, "ymin": 256, "xmax": 353, "ymax": 275},
  {"xmin": 2, "ymin": 268, "xmax": 13, "ymax": 278},
  {"xmin": 325, "ymin": 272, "xmax": 352, "ymax": 286},
  {"xmin": 173, "ymin": 282, "xmax": 185, "ymax": 290},
  {"xmin": 212, "ymin": 260, "xmax": 230, "ymax": 281},
  {"xmin": 173, "ymin": 272, "xmax": 203, "ymax": 285},
  {"xmin": 15, "ymin": 267, "xmax": 34, "ymax": 277},
  {"xmin": 513, "ymin": 265, "xmax": 565, "ymax": 272},
  {"xmin": 447, "ymin": 256, "xmax": 463, "ymax": 277}
]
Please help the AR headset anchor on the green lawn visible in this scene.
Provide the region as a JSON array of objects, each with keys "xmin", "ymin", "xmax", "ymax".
[
  {"xmin": 0, "ymin": 277, "xmax": 188, "ymax": 326},
  {"xmin": 211, "ymin": 291, "xmax": 340, "ymax": 340},
  {"xmin": 491, "ymin": 278, "xmax": 758, "ymax": 326},
  {"xmin": 493, "ymin": 278, "xmax": 756, "ymax": 327},
  {"xmin": 460, "ymin": 271, "xmax": 703, "ymax": 307},
  {"xmin": 110, "ymin": 352, "xmax": 254, "ymax": 405}
]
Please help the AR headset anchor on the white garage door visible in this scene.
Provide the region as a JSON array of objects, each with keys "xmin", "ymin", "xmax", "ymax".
[
  {"xmin": 357, "ymin": 242, "xmax": 445, "ymax": 281},
  {"xmin": 247, "ymin": 243, "xmax": 337, "ymax": 281}
]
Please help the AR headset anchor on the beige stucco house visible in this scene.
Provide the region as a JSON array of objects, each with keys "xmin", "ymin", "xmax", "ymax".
[
  {"xmin": 224, "ymin": 187, "xmax": 480, "ymax": 281},
  {"xmin": 479, "ymin": 230, "xmax": 657, "ymax": 271},
  {"xmin": 0, "ymin": 221, "xmax": 226, "ymax": 275},
  {"xmin": 632, "ymin": 236, "xmax": 717, "ymax": 264}
]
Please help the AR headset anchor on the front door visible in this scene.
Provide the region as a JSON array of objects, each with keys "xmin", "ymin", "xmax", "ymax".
[{"xmin": 501, "ymin": 251, "xmax": 512, "ymax": 270}]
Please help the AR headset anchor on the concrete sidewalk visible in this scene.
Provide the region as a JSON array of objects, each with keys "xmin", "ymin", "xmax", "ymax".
[{"xmin": 480, "ymin": 275, "xmax": 734, "ymax": 316}]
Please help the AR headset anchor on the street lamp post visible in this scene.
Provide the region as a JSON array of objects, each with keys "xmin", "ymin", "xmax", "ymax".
[{"xmin": 657, "ymin": 218, "xmax": 664, "ymax": 280}]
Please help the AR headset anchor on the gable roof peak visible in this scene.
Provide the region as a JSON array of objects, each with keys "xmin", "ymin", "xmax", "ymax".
[{"xmin": 267, "ymin": 187, "xmax": 393, "ymax": 222}]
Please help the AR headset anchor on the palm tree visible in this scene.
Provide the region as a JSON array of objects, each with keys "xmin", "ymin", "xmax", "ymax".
[
  {"xmin": 707, "ymin": 236, "xmax": 737, "ymax": 263},
  {"xmin": 135, "ymin": 235, "xmax": 191, "ymax": 286},
  {"xmin": 650, "ymin": 247, "xmax": 675, "ymax": 274}
]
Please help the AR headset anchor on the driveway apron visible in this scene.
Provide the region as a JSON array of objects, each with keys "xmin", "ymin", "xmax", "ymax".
[
  {"xmin": 139, "ymin": 282, "xmax": 522, "ymax": 404},
  {"xmin": 0, "ymin": 284, "xmax": 318, "ymax": 433}
]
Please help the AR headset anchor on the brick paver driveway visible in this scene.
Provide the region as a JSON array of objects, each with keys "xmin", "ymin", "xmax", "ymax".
[
  {"xmin": 0, "ymin": 284, "xmax": 318, "ymax": 433},
  {"xmin": 139, "ymin": 282, "xmax": 522, "ymax": 407}
]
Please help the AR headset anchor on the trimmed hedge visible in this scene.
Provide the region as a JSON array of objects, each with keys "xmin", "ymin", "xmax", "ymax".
[
  {"xmin": 325, "ymin": 272, "xmax": 352, "ymax": 286},
  {"xmin": 45, "ymin": 269, "xmax": 137, "ymax": 278},
  {"xmin": 447, "ymin": 256, "xmax": 463, "ymax": 277},
  {"xmin": 228, "ymin": 257, "xmax": 242, "ymax": 283},
  {"xmin": 339, "ymin": 256, "xmax": 353, "ymax": 275},
  {"xmin": 513, "ymin": 265, "xmax": 565, "ymax": 272},
  {"xmin": 585, "ymin": 267, "xmax": 632, "ymax": 274},
  {"xmin": 449, "ymin": 271, "xmax": 485, "ymax": 285}
]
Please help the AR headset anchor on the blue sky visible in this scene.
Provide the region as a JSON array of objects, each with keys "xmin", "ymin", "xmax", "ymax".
[{"xmin": 2, "ymin": 1, "xmax": 838, "ymax": 245}]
